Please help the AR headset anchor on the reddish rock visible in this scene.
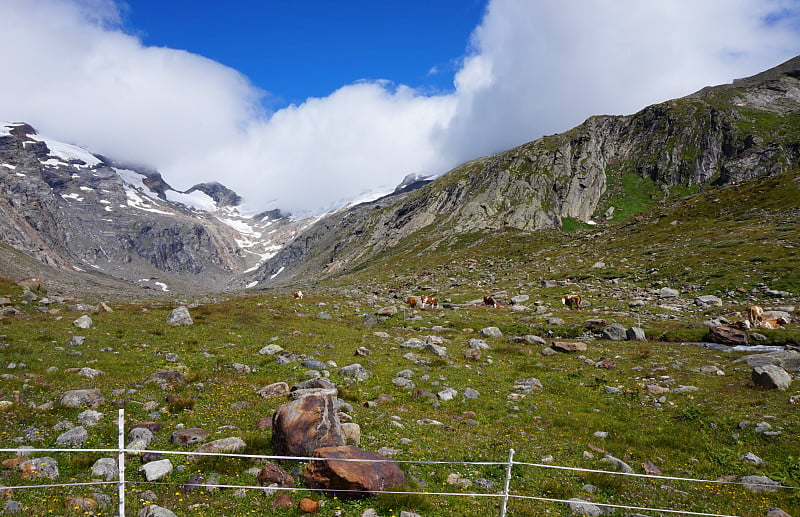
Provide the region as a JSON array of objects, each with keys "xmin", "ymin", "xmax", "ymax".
[
  {"xmin": 272, "ymin": 391, "xmax": 344, "ymax": 457},
  {"xmin": 464, "ymin": 348, "xmax": 481, "ymax": 361},
  {"xmin": 707, "ymin": 326, "xmax": 748, "ymax": 346},
  {"xmin": 257, "ymin": 462, "xmax": 295, "ymax": 488},
  {"xmin": 271, "ymin": 492, "xmax": 294, "ymax": 509},
  {"xmin": 299, "ymin": 498, "xmax": 320, "ymax": 513},
  {"xmin": 303, "ymin": 445, "xmax": 407, "ymax": 498},
  {"xmin": 551, "ymin": 341, "xmax": 588, "ymax": 353}
]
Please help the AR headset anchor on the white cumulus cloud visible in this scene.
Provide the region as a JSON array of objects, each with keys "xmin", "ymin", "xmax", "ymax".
[{"xmin": 1, "ymin": 0, "xmax": 798, "ymax": 215}]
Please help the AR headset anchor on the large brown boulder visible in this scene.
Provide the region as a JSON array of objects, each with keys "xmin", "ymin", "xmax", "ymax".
[
  {"xmin": 303, "ymin": 445, "xmax": 406, "ymax": 498},
  {"xmin": 272, "ymin": 390, "xmax": 344, "ymax": 457},
  {"xmin": 707, "ymin": 326, "xmax": 748, "ymax": 346}
]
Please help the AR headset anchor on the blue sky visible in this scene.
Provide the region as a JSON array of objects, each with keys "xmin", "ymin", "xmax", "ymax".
[
  {"xmin": 124, "ymin": 1, "xmax": 487, "ymax": 108},
  {"xmin": 1, "ymin": 1, "xmax": 799, "ymax": 215}
]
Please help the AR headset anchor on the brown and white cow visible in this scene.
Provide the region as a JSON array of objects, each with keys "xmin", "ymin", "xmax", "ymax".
[
  {"xmin": 758, "ymin": 317, "xmax": 789, "ymax": 329},
  {"xmin": 745, "ymin": 305, "xmax": 764, "ymax": 327},
  {"xmin": 407, "ymin": 296, "xmax": 418, "ymax": 309},
  {"xmin": 293, "ymin": 290, "xmax": 304, "ymax": 300},
  {"xmin": 562, "ymin": 294, "xmax": 582, "ymax": 309},
  {"xmin": 420, "ymin": 295, "xmax": 438, "ymax": 309},
  {"xmin": 483, "ymin": 295, "xmax": 497, "ymax": 308}
]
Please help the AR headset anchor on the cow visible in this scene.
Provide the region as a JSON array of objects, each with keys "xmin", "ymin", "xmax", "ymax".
[
  {"xmin": 483, "ymin": 295, "xmax": 497, "ymax": 308},
  {"xmin": 407, "ymin": 296, "xmax": 418, "ymax": 309},
  {"xmin": 15, "ymin": 277, "xmax": 42, "ymax": 291},
  {"xmin": 420, "ymin": 295, "xmax": 438, "ymax": 309},
  {"xmin": 758, "ymin": 317, "xmax": 789, "ymax": 329},
  {"xmin": 746, "ymin": 305, "xmax": 764, "ymax": 327},
  {"xmin": 293, "ymin": 290, "xmax": 304, "ymax": 300},
  {"xmin": 562, "ymin": 294, "xmax": 582, "ymax": 309}
]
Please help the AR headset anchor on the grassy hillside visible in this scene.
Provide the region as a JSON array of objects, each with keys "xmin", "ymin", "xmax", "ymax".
[{"xmin": 1, "ymin": 171, "xmax": 799, "ymax": 516}]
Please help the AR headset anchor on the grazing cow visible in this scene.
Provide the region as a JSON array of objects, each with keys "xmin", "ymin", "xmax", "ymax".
[
  {"xmin": 293, "ymin": 290, "xmax": 304, "ymax": 300},
  {"xmin": 483, "ymin": 295, "xmax": 497, "ymax": 308},
  {"xmin": 746, "ymin": 305, "xmax": 764, "ymax": 326},
  {"xmin": 420, "ymin": 295, "xmax": 438, "ymax": 309},
  {"xmin": 562, "ymin": 294, "xmax": 582, "ymax": 309},
  {"xmin": 407, "ymin": 296, "xmax": 418, "ymax": 309},
  {"xmin": 15, "ymin": 277, "xmax": 42, "ymax": 291}
]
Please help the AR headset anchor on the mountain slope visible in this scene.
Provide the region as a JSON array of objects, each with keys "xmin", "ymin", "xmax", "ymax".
[
  {"xmin": 0, "ymin": 123, "xmax": 302, "ymax": 295},
  {"xmin": 252, "ymin": 56, "xmax": 800, "ymax": 288}
]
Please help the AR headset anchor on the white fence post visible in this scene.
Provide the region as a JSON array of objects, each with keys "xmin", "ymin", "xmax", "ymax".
[
  {"xmin": 500, "ymin": 448, "xmax": 514, "ymax": 517},
  {"xmin": 118, "ymin": 409, "xmax": 125, "ymax": 517}
]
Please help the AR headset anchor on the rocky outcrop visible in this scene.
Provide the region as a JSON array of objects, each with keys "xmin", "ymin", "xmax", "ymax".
[
  {"xmin": 0, "ymin": 122, "xmax": 300, "ymax": 295},
  {"xmin": 271, "ymin": 390, "xmax": 345, "ymax": 457},
  {"xmin": 254, "ymin": 56, "xmax": 800, "ymax": 286}
]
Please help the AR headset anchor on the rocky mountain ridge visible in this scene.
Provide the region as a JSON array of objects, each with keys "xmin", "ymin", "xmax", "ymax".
[
  {"xmin": 251, "ymin": 55, "xmax": 800, "ymax": 287},
  {"xmin": 0, "ymin": 122, "xmax": 301, "ymax": 294}
]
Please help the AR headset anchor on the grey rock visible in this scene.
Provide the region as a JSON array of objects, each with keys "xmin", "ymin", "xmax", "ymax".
[
  {"xmin": 740, "ymin": 452, "xmax": 764, "ymax": 466},
  {"xmin": 468, "ymin": 338, "xmax": 491, "ymax": 349},
  {"xmin": 658, "ymin": 287, "xmax": 679, "ymax": 298},
  {"xmin": 4, "ymin": 500, "xmax": 24, "ymax": 513},
  {"xmin": 752, "ymin": 365, "xmax": 792, "ymax": 390},
  {"xmin": 601, "ymin": 454, "xmax": 634, "ymax": 473},
  {"xmin": 566, "ymin": 498, "xmax": 603, "ymax": 516},
  {"xmin": 91, "ymin": 457, "xmax": 119, "ymax": 481},
  {"xmin": 338, "ymin": 363, "xmax": 372, "ymax": 381},
  {"xmin": 166, "ymin": 306, "xmax": 193, "ymax": 326},
  {"xmin": 695, "ymin": 295, "xmax": 722, "ymax": 306},
  {"xmin": 740, "ymin": 475, "xmax": 780, "ymax": 492},
  {"xmin": 257, "ymin": 381, "xmax": 290, "ymax": 398},
  {"xmin": 60, "ymin": 389, "xmax": 104, "ymax": 408},
  {"xmin": 258, "ymin": 344, "xmax": 284, "ymax": 355},
  {"xmin": 438, "ymin": 388, "xmax": 458, "ymax": 401},
  {"xmin": 56, "ymin": 426, "xmax": 88, "ymax": 447},
  {"xmin": 317, "ymin": 311, "xmax": 332, "ymax": 320},
  {"xmin": 480, "ymin": 327, "xmax": 502, "ymax": 338},
  {"xmin": 392, "ymin": 377, "xmax": 415, "ymax": 389},
  {"xmin": 602, "ymin": 323, "xmax": 627, "ymax": 341},
  {"xmin": 73, "ymin": 315, "xmax": 93, "ymax": 329},
  {"xmin": 77, "ymin": 410, "xmax": 104, "ymax": 426},
  {"xmin": 137, "ymin": 504, "xmax": 179, "ymax": 517},
  {"xmin": 511, "ymin": 294, "xmax": 529, "ymax": 304},
  {"xmin": 626, "ymin": 326, "xmax": 647, "ymax": 341},
  {"xmin": 462, "ymin": 388, "xmax": 480, "ymax": 399}
]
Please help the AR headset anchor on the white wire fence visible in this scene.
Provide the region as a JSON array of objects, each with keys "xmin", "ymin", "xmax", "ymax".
[{"xmin": 0, "ymin": 409, "xmax": 796, "ymax": 517}]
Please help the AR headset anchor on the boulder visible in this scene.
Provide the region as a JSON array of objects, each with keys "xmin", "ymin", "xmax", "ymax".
[
  {"xmin": 170, "ymin": 428, "xmax": 209, "ymax": 447},
  {"xmin": 551, "ymin": 341, "xmax": 588, "ymax": 353},
  {"xmin": 143, "ymin": 370, "xmax": 186, "ymax": 387},
  {"xmin": 137, "ymin": 504, "xmax": 178, "ymax": 517},
  {"xmin": 257, "ymin": 461, "xmax": 295, "ymax": 487},
  {"xmin": 257, "ymin": 382, "xmax": 290, "ymax": 399},
  {"xmin": 338, "ymin": 364, "xmax": 372, "ymax": 381},
  {"xmin": 20, "ymin": 457, "xmax": 59, "ymax": 479},
  {"xmin": 60, "ymin": 389, "xmax": 104, "ymax": 408},
  {"xmin": 190, "ymin": 437, "xmax": 246, "ymax": 459},
  {"xmin": 272, "ymin": 391, "xmax": 345, "ymax": 456},
  {"xmin": 480, "ymin": 327, "xmax": 503, "ymax": 338},
  {"xmin": 140, "ymin": 459, "xmax": 172, "ymax": 481},
  {"xmin": 166, "ymin": 306, "xmax": 193, "ymax": 326},
  {"xmin": 601, "ymin": 323, "xmax": 627, "ymax": 341},
  {"xmin": 56, "ymin": 426, "xmax": 88, "ymax": 447},
  {"xmin": 626, "ymin": 326, "xmax": 647, "ymax": 342},
  {"xmin": 303, "ymin": 445, "xmax": 406, "ymax": 498},
  {"xmin": 695, "ymin": 295, "xmax": 722, "ymax": 307},
  {"xmin": 752, "ymin": 365, "xmax": 792, "ymax": 390},
  {"xmin": 707, "ymin": 326, "xmax": 748, "ymax": 346}
]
